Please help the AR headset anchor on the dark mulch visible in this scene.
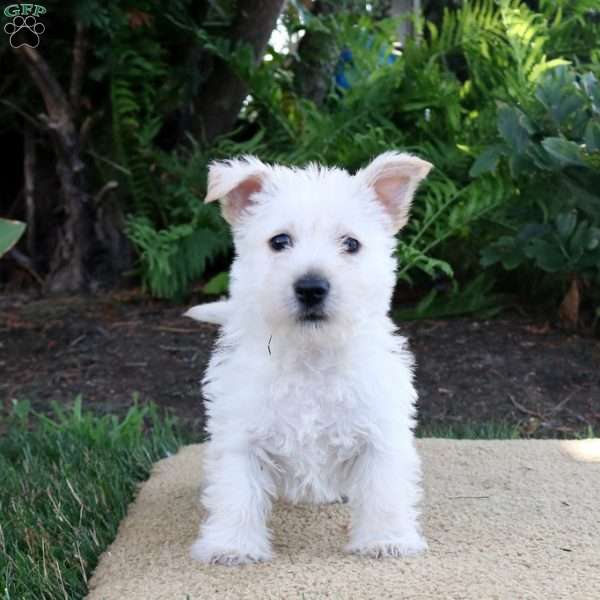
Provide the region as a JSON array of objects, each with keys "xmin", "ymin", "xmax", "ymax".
[{"xmin": 1, "ymin": 293, "xmax": 599, "ymax": 437}]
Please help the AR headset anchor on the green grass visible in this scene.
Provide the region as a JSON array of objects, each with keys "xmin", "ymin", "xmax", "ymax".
[
  {"xmin": 416, "ymin": 422, "xmax": 597, "ymax": 439},
  {"xmin": 0, "ymin": 398, "xmax": 187, "ymax": 600},
  {"xmin": 416, "ymin": 422, "xmax": 521, "ymax": 439}
]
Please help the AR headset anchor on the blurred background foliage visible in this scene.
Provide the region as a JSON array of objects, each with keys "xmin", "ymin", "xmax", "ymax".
[{"xmin": 0, "ymin": 0, "xmax": 599, "ymax": 328}]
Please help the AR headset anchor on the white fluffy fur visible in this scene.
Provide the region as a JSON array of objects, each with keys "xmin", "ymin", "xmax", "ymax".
[
  {"xmin": 188, "ymin": 152, "xmax": 432, "ymax": 565},
  {"xmin": 184, "ymin": 302, "xmax": 229, "ymax": 326}
]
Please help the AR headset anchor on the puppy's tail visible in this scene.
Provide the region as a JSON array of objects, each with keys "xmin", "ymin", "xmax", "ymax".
[{"xmin": 184, "ymin": 301, "xmax": 230, "ymax": 326}]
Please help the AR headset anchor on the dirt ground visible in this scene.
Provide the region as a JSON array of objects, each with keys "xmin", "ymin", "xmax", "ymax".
[{"xmin": 1, "ymin": 293, "xmax": 599, "ymax": 437}]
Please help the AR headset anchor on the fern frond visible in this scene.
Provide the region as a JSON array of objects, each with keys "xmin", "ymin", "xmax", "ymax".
[{"xmin": 126, "ymin": 213, "xmax": 230, "ymax": 300}]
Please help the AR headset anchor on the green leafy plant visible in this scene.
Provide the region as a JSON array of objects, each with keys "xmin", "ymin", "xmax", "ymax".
[
  {"xmin": 394, "ymin": 274, "xmax": 508, "ymax": 320},
  {"xmin": 5, "ymin": 0, "xmax": 595, "ymax": 306},
  {"xmin": 0, "ymin": 218, "xmax": 25, "ymax": 257},
  {"xmin": 224, "ymin": 1, "xmax": 597, "ymax": 294},
  {"xmin": 103, "ymin": 15, "xmax": 232, "ymax": 299},
  {"xmin": 396, "ymin": 172, "xmax": 512, "ymax": 283},
  {"xmin": 110, "ymin": 0, "xmax": 600, "ymax": 307},
  {"xmin": 120, "ymin": 144, "xmax": 232, "ymax": 299},
  {"xmin": 202, "ymin": 271, "xmax": 229, "ymax": 296},
  {"xmin": 475, "ymin": 66, "xmax": 600, "ymax": 320},
  {"xmin": 86, "ymin": 0, "xmax": 598, "ymax": 304},
  {"xmin": 126, "ymin": 212, "xmax": 230, "ymax": 300}
]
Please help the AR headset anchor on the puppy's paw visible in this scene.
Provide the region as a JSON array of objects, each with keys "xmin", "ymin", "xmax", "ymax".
[
  {"xmin": 321, "ymin": 494, "xmax": 349, "ymax": 505},
  {"xmin": 190, "ymin": 537, "xmax": 272, "ymax": 566},
  {"xmin": 346, "ymin": 533, "xmax": 427, "ymax": 558}
]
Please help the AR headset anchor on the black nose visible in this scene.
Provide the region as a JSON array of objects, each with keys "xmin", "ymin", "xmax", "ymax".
[{"xmin": 294, "ymin": 274, "xmax": 330, "ymax": 308}]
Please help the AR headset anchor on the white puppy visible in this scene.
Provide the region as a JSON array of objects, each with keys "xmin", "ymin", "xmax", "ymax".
[{"xmin": 187, "ymin": 152, "xmax": 432, "ymax": 565}]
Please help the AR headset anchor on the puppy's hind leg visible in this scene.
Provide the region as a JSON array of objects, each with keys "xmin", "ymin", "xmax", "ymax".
[
  {"xmin": 345, "ymin": 438, "xmax": 427, "ymax": 558},
  {"xmin": 191, "ymin": 446, "xmax": 275, "ymax": 565}
]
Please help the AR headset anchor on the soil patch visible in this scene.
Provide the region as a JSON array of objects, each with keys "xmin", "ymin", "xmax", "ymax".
[{"xmin": 2, "ymin": 294, "xmax": 598, "ymax": 437}]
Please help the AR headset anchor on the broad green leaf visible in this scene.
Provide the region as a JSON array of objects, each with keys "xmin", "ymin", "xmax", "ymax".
[
  {"xmin": 497, "ymin": 104, "xmax": 532, "ymax": 155},
  {"xmin": 527, "ymin": 144, "xmax": 556, "ymax": 170},
  {"xmin": 480, "ymin": 237, "xmax": 523, "ymax": 270},
  {"xmin": 577, "ymin": 250, "xmax": 600, "ymax": 270},
  {"xmin": 529, "ymin": 59, "xmax": 570, "ymax": 83},
  {"xmin": 541, "ymin": 137, "xmax": 585, "ymax": 166},
  {"xmin": 586, "ymin": 227, "xmax": 600, "ymax": 251},
  {"xmin": 555, "ymin": 211, "xmax": 577, "ymax": 240},
  {"xmin": 469, "ymin": 145, "xmax": 505, "ymax": 177},
  {"xmin": 581, "ymin": 72, "xmax": 600, "ymax": 113},
  {"xmin": 0, "ymin": 218, "xmax": 26, "ymax": 258},
  {"xmin": 525, "ymin": 239, "xmax": 567, "ymax": 272},
  {"xmin": 508, "ymin": 152, "xmax": 534, "ymax": 177},
  {"xmin": 552, "ymin": 95, "xmax": 586, "ymax": 127},
  {"xmin": 584, "ymin": 120, "xmax": 600, "ymax": 152},
  {"xmin": 569, "ymin": 220, "xmax": 591, "ymax": 256},
  {"xmin": 582, "ymin": 151, "xmax": 600, "ymax": 170},
  {"xmin": 516, "ymin": 223, "xmax": 549, "ymax": 242},
  {"xmin": 202, "ymin": 271, "xmax": 229, "ymax": 295},
  {"xmin": 563, "ymin": 178, "xmax": 600, "ymax": 221},
  {"xmin": 536, "ymin": 67, "xmax": 586, "ymax": 126}
]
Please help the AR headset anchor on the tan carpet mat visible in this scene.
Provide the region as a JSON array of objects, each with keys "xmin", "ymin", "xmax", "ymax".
[{"xmin": 87, "ymin": 440, "xmax": 600, "ymax": 599}]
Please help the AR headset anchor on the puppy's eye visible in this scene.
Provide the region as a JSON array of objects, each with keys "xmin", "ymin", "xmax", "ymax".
[
  {"xmin": 269, "ymin": 233, "xmax": 293, "ymax": 252},
  {"xmin": 342, "ymin": 236, "xmax": 361, "ymax": 254}
]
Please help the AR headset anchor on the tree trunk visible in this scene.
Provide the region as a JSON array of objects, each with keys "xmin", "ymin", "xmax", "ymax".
[
  {"xmin": 292, "ymin": 1, "xmax": 340, "ymax": 105},
  {"xmin": 193, "ymin": 0, "xmax": 285, "ymax": 144},
  {"xmin": 50, "ymin": 130, "xmax": 94, "ymax": 293},
  {"xmin": 391, "ymin": 0, "xmax": 421, "ymax": 45},
  {"xmin": 24, "ymin": 124, "xmax": 36, "ymax": 259},
  {"xmin": 15, "ymin": 44, "xmax": 94, "ymax": 293}
]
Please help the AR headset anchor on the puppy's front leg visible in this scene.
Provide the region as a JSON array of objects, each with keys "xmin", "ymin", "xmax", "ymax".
[
  {"xmin": 191, "ymin": 447, "xmax": 274, "ymax": 565},
  {"xmin": 346, "ymin": 439, "xmax": 426, "ymax": 558}
]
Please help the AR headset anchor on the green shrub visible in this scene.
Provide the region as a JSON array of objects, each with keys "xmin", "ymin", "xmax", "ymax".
[
  {"xmin": 475, "ymin": 66, "xmax": 600, "ymax": 310},
  {"xmin": 89, "ymin": 0, "xmax": 600, "ymax": 302},
  {"xmin": 123, "ymin": 149, "xmax": 231, "ymax": 300}
]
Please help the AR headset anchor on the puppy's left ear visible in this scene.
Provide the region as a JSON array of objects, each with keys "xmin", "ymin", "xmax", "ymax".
[{"xmin": 358, "ymin": 152, "xmax": 432, "ymax": 232}]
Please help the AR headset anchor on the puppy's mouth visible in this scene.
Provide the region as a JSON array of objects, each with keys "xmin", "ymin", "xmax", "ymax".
[{"xmin": 297, "ymin": 308, "xmax": 328, "ymax": 325}]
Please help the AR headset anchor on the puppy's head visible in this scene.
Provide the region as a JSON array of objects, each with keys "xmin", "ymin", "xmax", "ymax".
[{"xmin": 205, "ymin": 152, "xmax": 431, "ymax": 333}]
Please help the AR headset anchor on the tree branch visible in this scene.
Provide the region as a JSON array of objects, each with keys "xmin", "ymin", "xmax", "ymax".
[
  {"xmin": 15, "ymin": 45, "xmax": 71, "ymax": 121},
  {"xmin": 8, "ymin": 249, "xmax": 44, "ymax": 286},
  {"xmin": 14, "ymin": 41, "xmax": 93, "ymax": 292},
  {"xmin": 69, "ymin": 21, "xmax": 88, "ymax": 118},
  {"xmin": 24, "ymin": 125, "xmax": 36, "ymax": 258},
  {"xmin": 292, "ymin": 0, "xmax": 340, "ymax": 105},
  {"xmin": 93, "ymin": 181, "xmax": 119, "ymax": 206}
]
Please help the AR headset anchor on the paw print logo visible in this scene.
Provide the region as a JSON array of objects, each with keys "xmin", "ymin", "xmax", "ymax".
[{"xmin": 4, "ymin": 15, "xmax": 45, "ymax": 49}]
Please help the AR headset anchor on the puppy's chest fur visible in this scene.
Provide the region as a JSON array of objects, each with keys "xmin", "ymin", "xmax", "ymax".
[
  {"xmin": 250, "ymin": 350, "xmax": 384, "ymax": 502},
  {"xmin": 207, "ymin": 347, "xmax": 371, "ymax": 501},
  {"xmin": 206, "ymin": 332, "xmax": 411, "ymax": 504},
  {"xmin": 252, "ymin": 363, "xmax": 371, "ymax": 502}
]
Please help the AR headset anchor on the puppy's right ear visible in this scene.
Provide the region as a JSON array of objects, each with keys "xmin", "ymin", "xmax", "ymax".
[{"xmin": 204, "ymin": 156, "xmax": 269, "ymax": 225}]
